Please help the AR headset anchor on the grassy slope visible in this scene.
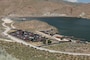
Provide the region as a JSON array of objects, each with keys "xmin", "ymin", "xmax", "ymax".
[
  {"xmin": 0, "ymin": 41, "xmax": 90, "ymax": 60},
  {"xmin": 0, "ymin": 47, "xmax": 18, "ymax": 60},
  {"xmin": 44, "ymin": 42, "xmax": 90, "ymax": 54}
]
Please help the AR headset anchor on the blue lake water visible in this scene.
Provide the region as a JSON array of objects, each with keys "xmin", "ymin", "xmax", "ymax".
[{"xmin": 13, "ymin": 17, "xmax": 90, "ymax": 41}]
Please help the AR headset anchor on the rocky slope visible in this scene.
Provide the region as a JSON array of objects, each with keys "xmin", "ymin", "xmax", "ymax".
[{"xmin": 0, "ymin": 0, "xmax": 90, "ymax": 19}]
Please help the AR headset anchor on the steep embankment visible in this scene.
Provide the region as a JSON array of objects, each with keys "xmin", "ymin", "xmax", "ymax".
[{"xmin": 0, "ymin": 0, "xmax": 90, "ymax": 19}]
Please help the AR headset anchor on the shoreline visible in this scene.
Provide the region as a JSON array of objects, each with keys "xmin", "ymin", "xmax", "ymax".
[
  {"xmin": 8, "ymin": 15, "xmax": 90, "ymax": 20},
  {"xmin": 1, "ymin": 17, "xmax": 90, "ymax": 56},
  {"xmin": 10, "ymin": 17, "xmax": 90, "ymax": 42}
]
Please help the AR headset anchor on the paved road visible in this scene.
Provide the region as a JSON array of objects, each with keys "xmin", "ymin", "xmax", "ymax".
[{"xmin": 1, "ymin": 18, "xmax": 90, "ymax": 56}]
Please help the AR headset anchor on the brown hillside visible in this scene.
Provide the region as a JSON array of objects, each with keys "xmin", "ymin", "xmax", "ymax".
[{"xmin": 0, "ymin": 0, "xmax": 90, "ymax": 19}]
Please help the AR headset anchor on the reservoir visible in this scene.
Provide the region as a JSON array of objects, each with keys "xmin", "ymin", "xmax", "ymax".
[{"xmin": 13, "ymin": 17, "xmax": 90, "ymax": 41}]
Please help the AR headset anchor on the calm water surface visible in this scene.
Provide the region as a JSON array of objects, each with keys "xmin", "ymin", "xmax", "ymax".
[{"xmin": 13, "ymin": 17, "xmax": 90, "ymax": 41}]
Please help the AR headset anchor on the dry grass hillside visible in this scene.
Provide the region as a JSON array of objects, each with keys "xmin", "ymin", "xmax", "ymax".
[
  {"xmin": 0, "ymin": 0, "xmax": 90, "ymax": 18},
  {"xmin": 0, "ymin": 47, "xmax": 18, "ymax": 60},
  {"xmin": 44, "ymin": 42, "xmax": 90, "ymax": 54},
  {"xmin": 14, "ymin": 20, "xmax": 58, "ymax": 33},
  {"xmin": 0, "ymin": 41, "xmax": 90, "ymax": 60}
]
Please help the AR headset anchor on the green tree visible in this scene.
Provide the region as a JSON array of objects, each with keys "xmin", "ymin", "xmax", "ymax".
[{"xmin": 48, "ymin": 40, "xmax": 52, "ymax": 45}]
